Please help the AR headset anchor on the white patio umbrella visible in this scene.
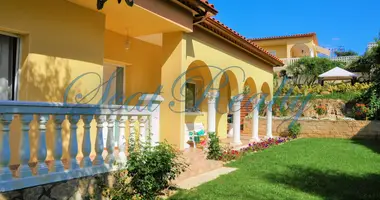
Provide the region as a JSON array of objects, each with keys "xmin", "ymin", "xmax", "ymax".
[{"xmin": 318, "ymin": 67, "xmax": 358, "ymax": 80}]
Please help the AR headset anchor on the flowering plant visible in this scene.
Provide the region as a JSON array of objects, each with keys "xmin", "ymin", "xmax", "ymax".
[
  {"xmin": 314, "ymin": 104, "xmax": 328, "ymax": 115},
  {"xmin": 219, "ymin": 149, "xmax": 242, "ymax": 162},
  {"xmin": 352, "ymin": 103, "xmax": 369, "ymax": 120}
]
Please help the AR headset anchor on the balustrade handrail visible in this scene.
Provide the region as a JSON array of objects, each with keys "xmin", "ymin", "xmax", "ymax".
[
  {"xmin": 0, "ymin": 95, "xmax": 163, "ymax": 192},
  {"xmin": 0, "ymin": 100, "xmax": 156, "ymax": 115}
]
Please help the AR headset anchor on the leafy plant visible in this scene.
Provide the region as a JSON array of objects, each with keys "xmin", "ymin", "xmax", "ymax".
[
  {"xmin": 352, "ymin": 103, "xmax": 369, "ymax": 120},
  {"xmin": 334, "ymin": 50, "xmax": 358, "ymax": 57},
  {"xmin": 368, "ymin": 90, "xmax": 380, "ymax": 119},
  {"xmin": 207, "ymin": 132, "xmax": 223, "ymax": 160},
  {"xmin": 288, "ymin": 122, "xmax": 301, "ymax": 138},
  {"xmin": 97, "ymin": 141, "xmax": 188, "ymax": 200},
  {"xmin": 314, "ymin": 104, "xmax": 328, "ymax": 115},
  {"xmin": 287, "ymin": 57, "xmax": 345, "ymax": 86}
]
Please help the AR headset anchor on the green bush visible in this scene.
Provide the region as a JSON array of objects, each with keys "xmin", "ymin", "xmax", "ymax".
[
  {"xmin": 126, "ymin": 142, "xmax": 188, "ymax": 199},
  {"xmin": 288, "ymin": 122, "xmax": 301, "ymax": 138},
  {"xmin": 97, "ymin": 141, "xmax": 188, "ymax": 200},
  {"xmin": 207, "ymin": 132, "xmax": 223, "ymax": 160}
]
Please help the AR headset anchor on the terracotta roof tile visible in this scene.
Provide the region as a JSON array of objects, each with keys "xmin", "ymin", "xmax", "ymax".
[
  {"xmin": 249, "ymin": 33, "xmax": 318, "ymax": 45},
  {"xmin": 199, "ymin": 0, "xmax": 215, "ymax": 9},
  {"xmin": 198, "ymin": 18, "xmax": 284, "ymax": 66}
]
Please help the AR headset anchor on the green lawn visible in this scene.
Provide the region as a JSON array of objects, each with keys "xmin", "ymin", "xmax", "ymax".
[{"xmin": 170, "ymin": 138, "xmax": 380, "ymax": 200}]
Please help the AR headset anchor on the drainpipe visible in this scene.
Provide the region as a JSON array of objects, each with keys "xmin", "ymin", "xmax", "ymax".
[{"xmin": 193, "ymin": 11, "xmax": 212, "ymax": 25}]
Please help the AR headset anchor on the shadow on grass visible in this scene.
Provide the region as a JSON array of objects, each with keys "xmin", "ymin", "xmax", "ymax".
[
  {"xmin": 351, "ymin": 139, "xmax": 380, "ymax": 154},
  {"xmin": 265, "ymin": 165, "xmax": 380, "ymax": 200}
]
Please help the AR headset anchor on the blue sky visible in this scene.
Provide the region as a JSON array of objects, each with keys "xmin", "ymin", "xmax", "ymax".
[{"xmin": 211, "ymin": 0, "xmax": 380, "ymax": 55}]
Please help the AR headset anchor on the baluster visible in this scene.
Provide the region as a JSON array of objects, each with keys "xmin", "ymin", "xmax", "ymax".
[
  {"xmin": 0, "ymin": 114, "xmax": 13, "ymax": 180},
  {"xmin": 81, "ymin": 115, "xmax": 93, "ymax": 168},
  {"xmin": 37, "ymin": 115, "xmax": 49, "ymax": 175},
  {"xmin": 19, "ymin": 114, "xmax": 34, "ymax": 178},
  {"xmin": 117, "ymin": 116, "xmax": 128, "ymax": 164},
  {"xmin": 94, "ymin": 115, "xmax": 106, "ymax": 166},
  {"xmin": 128, "ymin": 116, "xmax": 137, "ymax": 152},
  {"xmin": 68, "ymin": 115, "xmax": 80, "ymax": 170},
  {"xmin": 139, "ymin": 116, "xmax": 148, "ymax": 149},
  {"xmin": 105, "ymin": 115, "xmax": 116, "ymax": 167},
  {"xmin": 53, "ymin": 115, "xmax": 65, "ymax": 172}
]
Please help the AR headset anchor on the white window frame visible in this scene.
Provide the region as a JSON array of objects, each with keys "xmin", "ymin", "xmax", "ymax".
[{"xmin": 0, "ymin": 31, "xmax": 21, "ymax": 101}]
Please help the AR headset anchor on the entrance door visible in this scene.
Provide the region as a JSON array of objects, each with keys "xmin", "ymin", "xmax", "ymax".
[{"xmin": 102, "ymin": 63, "xmax": 125, "ymax": 148}]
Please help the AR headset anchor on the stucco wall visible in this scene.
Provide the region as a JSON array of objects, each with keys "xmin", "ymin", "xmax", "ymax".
[
  {"xmin": 0, "ymin": 0, "xmax": 106, "ymax": 165},
  {"xmin": 244, "ymin": 119, "xmax": 380, "ymax": 139},
  {"xmin": 183, "ymin": 27, "xmax": 274, "ymax": 139}
]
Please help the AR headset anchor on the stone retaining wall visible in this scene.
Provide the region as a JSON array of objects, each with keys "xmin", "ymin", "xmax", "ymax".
[
  {"xmin": 0, "ymin": 173, "xmax": 113, "ymax": 200},
  {"xmin": 243, "ymin": 119, "xmax": 380, "ymax": 139}
]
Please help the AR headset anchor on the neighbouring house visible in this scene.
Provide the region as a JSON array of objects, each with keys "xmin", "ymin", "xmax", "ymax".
[
  {"xmin": 0, "ymin": 0, "xmax": 282, "ymax": 194},
  {"xmin": 249, "ymin": 33, "xmax": 359, "ymax": 72},
  {"xmin": 367, "ymin": 42, "xmax": 378, "ymax": 51}
]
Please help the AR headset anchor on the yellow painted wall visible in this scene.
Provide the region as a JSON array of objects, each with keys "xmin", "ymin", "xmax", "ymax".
[
  {"xmin": 0, "ymin": 0, "xmax": 106, "ymax": 165},
  {"xmin": 253, "ymin": 37, "xmax": 315, "ymax": 58},
  {"xmin": 104, "ymin": 30, "xmax": 163, "ymax": 105},
  {"xmin": 260, "ymin": 45, "xmax": 287, "ymax": 58},
  {"xmin": 160, "ymin": 32, "xmax": 187, "ymax": 149},
  {"xmin": 183, "ymin": 27, "xmax": 274, "ymax": 140}
]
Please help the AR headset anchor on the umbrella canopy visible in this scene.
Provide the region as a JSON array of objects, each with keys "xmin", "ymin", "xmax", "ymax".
[{"xmin": 318, "ymin": 67, "xmax": 358, "ymax": 80}]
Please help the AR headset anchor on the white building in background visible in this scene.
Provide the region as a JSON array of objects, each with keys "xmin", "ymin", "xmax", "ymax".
[{"xmin": 367, "ymin": 42, "xmax": 378, "ymax": 51}]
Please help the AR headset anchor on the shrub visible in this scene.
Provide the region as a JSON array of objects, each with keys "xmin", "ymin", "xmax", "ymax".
[
  {"xmin": 352, "ymin": 103, "xmax": 369, "ymax": 120},
  {"xmin": 288, "ymin": 122, "xmax": 301, "ymax": 138},
  {"xmin": 126, "ymin": 142, "xmax": 188, "ymax": 199},
  {"xmin": 220, "ymin": 148, "xmax": 242, "ymax": 162},
  {"xmin": 207, "ymin": 132, "xmax": 223, "ymax": 160},
  {"xmin": 314, "ymin": 104, "xmax": 328, "ymax": 115},
  {"xmin": 368, "ymin": 90, "xmax": 380, "ymax": 120},
  {"xmin": 99, "ymin": 141, "xmax": 188, "ymax": 200}
]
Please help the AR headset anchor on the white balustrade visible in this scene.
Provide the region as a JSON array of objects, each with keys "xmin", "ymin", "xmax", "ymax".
[
  {"xmin": 0, "ymin": 94, "xmax": 163, "ymax": 192},
  {"xmin": 280, "ymin": 56, "xmax": 359, "ymax": 67}
]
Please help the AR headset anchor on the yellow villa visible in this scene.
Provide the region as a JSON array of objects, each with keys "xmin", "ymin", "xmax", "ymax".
[
  {"xmin": 249, "ymin": 33, "xmax": 331, "ymax": 71},
  {"xmin": 0, "ymin": 0, "xmax": 283, "ymax": 192}
]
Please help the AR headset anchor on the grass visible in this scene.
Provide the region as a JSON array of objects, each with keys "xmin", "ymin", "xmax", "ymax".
[{"xmin": 170, "ymin": 138, "xmax": 380, "ymax": 200}]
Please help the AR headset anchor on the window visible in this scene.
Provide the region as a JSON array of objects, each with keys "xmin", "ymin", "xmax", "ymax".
[
  {"xmin": 185, "ymin": 82, "xmax": 196, "ymax": 110},
  {"xmin": 0, "ymin": 34, "xmax": 19, "ymax": 101},
  {"xmin": 102, "ymin": 63, "xmax": 125, "ymax": 105},
  {"xmin": 268, "ymin": 50, "xmax": 276, "ymax": 56}
]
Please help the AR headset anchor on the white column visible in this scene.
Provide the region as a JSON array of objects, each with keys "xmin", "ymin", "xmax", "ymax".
[
  {"xmin": 53, "ymin": 115, "xmax": 65, "ymax": 172},
  {"xmin": 37, "ymin": 115, "xmax": 49, "ymax": 175},
  {"xmin": 231, "ymin": 95, "xmax": 243, "ymax": 146},
  {"xmin": 94, "ymin": 115, "xmax": 106, "ymax": 166},
  {"xmin": 68, "ymin": 115, "xmax": 80, "ymax": 170},
  {"xmin": 106, "ymin": 115, "xmax": 116, "ymax": 167},
  {"xmin": 266, "ymin": 101, "xmax": 273, "ymax": 139},
  {"xmin": 81, "ymin": 115, "xmax": 93, "ymax": 168},
  {"xmin": 138, "ymin": 94, "xmax": 164, "ymax": 147},
  {"xmin": 250, "ymin": 97, "xmax": 260, "ymax": 142},
  {"xmin": 19, "ymin": 114, "xmax": 34, "ymax": 178},
  {"xmin": 207, "ymin": 91, "xmax": 218, "ymax": 133},
  {"xmin": 0, "ymin": 114, "xmax": 13, "ymax": 180},
  {"xmin": 117, "ymin": 115, "xmax": 128, "ymax": 164}
]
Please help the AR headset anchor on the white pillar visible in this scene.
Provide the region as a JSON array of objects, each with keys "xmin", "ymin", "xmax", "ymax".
[
  {"xmin": 266, "ymin": 101, "xmax": 273, "ymax": 139},
  {"xmin": 250, "ymin": 97, "xmax": 260, "ymax": 142},
  {"xmin": 231, "ymin": 95, "xmax": 243, "ymax": 146},
  {"xmin": 139, "ymin": 94, "xmax": 164, "ymax": 147},
  {"xmin": 207, "ymin": 91, "xmax": 218, "ymax": 133}
]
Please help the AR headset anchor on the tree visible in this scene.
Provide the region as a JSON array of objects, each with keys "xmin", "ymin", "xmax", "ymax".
[
  {"xmin": 334, "ymin": 50, "xmax": 358, "ymax": 57},
  {"xmin": 287, "ymin": 57, "xmax": 345, "ymax": 86},
  {"xmin": 97, "ymin": 0, "xmax": 134, "ymax": 10}
]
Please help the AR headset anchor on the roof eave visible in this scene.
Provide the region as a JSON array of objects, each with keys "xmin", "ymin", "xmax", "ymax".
[{"xmin": 198, "ymin": 19, "xmax": 284, "ymax": 67}]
